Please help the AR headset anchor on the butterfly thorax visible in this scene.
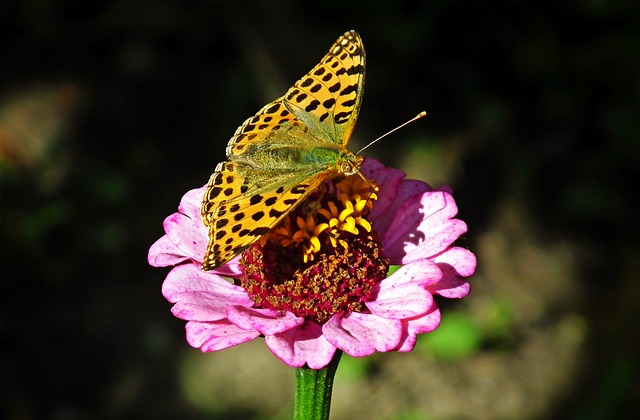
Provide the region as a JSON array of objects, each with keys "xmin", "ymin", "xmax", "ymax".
[
  {"xmin": 303, "ymin": 146, "xmax": 362, "ymax": 174},
  {"xmin": 231, "ymin": 142, "xmax": 361, "ymax": 175}
]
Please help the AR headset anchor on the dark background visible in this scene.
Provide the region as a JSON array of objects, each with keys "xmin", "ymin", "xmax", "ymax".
[{"xmin": 1, "ymin": 1, "xmax": 638, "ymax": 419}]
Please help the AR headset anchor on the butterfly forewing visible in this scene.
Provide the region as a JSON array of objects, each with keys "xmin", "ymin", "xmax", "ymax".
[
  {"xmin": 201, "ymin": 30, "xmax": 366, "ymax": 270},
  {"xmin": 283, "ymin": 31, "xmax": 365, "ymax": 146},
  {"xmin": 225, "ymin": 101, "xmax": 302, "ymax": 158}
]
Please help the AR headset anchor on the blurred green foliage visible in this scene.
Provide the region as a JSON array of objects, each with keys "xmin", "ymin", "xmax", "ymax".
[{"xmin": 417, "ymin": 312, "xmax": 482, "ymax": 361}]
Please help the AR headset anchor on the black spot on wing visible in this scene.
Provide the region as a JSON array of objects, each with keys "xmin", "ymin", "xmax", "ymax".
[
  {"xmin": 328, "ymin": 82, "xmax": 341, "ymax": 93},
  {"xmin": 347, "ymin": 63, "xmax": 364, "ymax": 75},
  {"xmin": 250, "ymin": 194, "xmax": 263, "ymax": 205},
  {"xmin": 341, "ymin": 99, "xmax": 356, "ymax": 107},
  {"xmin": 269, "ymin": 208, "xmax": 284, "ymax": 218},
  {"xmin": 250, "ymin": 227, "xmax": 271, "ymax": 236},
  {"xmin": 323, "ymin": 98, "xmax": 335, "ymax": 108},
  {"xmin": 291, "ymin": 184, "xmax": 308, "ymax": 194},
  {"xmin": 266, "ymin": 103, "xmax": 280, "ymax": 114},
  {"xmin": 208, "ymin": 187, "xmax": 222, "ymax": 199},
  {"xmin": 340, "ymin": 84, "xmax": 358, "ymax": 96},
  {"xmin": 305, "ymin": 100, "xmax": 320, "ymax": 112},
  {"xmin": 334, "ymin": 111, "xmax": 352, "ymax": 124}
]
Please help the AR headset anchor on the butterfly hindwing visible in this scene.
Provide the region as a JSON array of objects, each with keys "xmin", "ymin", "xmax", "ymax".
[{"xmin": 202, "ymin": 162, "xmax": 329, "ymax": 270}]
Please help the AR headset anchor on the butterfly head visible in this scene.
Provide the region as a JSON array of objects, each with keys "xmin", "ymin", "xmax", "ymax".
[
  {"xmin": 336, "ymin": 152, "xmax": 378, "ymax": 193},
  {"xmin": 337, "ymin": 153, "xmax": 364, "ymax": 176}
]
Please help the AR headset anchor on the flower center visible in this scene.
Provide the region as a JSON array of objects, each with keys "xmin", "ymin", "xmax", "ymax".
[{"xmin": 240, "ymin": 175, "xmax": 389, "ymax": 324}]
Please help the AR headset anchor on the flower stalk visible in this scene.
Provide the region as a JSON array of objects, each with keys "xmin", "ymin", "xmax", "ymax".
[{"xmin": 294, "ymin": 351, "xmax": 342, "ymax": 420}]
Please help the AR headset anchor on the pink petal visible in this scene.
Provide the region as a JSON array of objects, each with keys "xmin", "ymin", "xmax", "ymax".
[
  {"xmin": 323, "ymin": 312, "xmax": 403, "ymax": 357},
  {"xmin": 396, "ymin": 304, "xmax": 442, "ymax": 352},
  {"xmin": 148, "ymin": 235, "xmax": 189, "ymax": 267},
  {"xmin": 162, "ymin": 264, "xmax": 253, "ymax": 321},
  {"xmin": 363, "ymin": 159, "xmax": 405, "ymax": 219},
  {"xmin": 185, "ymin": 320, "xmax": 260, "ymax": 352},
  {"xmin": 434, "ymin": 246, "xmax": 477, "ymax": 276},
  {"xmin": 227, "ymin": 306, "xmax": 304, "ymax": 335},
  {"xmin": 388, "ymin": 258, "xmax": 443, "ymax": 287},
  {"xmin": 153, "ymin": 187, "xmax": 243, "ymax": 276},
  {"xmin": 435, "ymin": 185, "xmax": 453, "ymax": 194},
  {"xmin": 265, "ymin": 322, "xmax": 337, "ymax": 369},
  {"xmin": 164, "ymin": 212, "xmax": 208, "ymax": 262},
  {"xmin": 178, "ymin": 186, "xmax": 207, "ymax": 221},
  {"xmin": 427, "ymin": 276, "xmax": 471, "ymax": 299},
  {"xmin": 373, "ymin": 179, "xmax": 433, "ymax": 239},
  {"xmin": 429, "ymin": 246, "xmax": 476, "ymax": 298},
  {"xmin": 367, "ymin": 283, "xmax": 432, "ymax": 319},
  {"xmin": 383, "ymin": 191, "xmax": 467, "ymax": 264},
  {"xmin": 208, "ymin": 256, "xmax": 243, "ymax": 277},
  {"xmin": 366, "ymin": 260, "xmax": 441, "ymax": 318},
  {"xmin": 361, "ymin": 156, "xmax": 385, "ymax": 172}
]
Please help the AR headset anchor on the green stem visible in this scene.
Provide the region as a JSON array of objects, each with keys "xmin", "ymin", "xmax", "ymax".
[{"xmin": 294, "ymin": 350, "xmax": 343, "ymax": 420}]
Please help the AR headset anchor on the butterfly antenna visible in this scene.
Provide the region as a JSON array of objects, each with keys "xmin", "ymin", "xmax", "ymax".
[{"xmin": 356, "ymin": 111, "xmax": 427, "ymax": 155}]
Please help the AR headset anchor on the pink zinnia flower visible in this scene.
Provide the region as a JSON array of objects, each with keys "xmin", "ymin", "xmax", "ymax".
[{"xmin": 148, "ymin": 158, "xmax": 476, "ymax": 369}]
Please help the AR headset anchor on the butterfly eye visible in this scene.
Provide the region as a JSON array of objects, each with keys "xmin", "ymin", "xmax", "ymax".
[{"xmin": 341, "ymin": 161, "xmax": 355, "ymax": 174}]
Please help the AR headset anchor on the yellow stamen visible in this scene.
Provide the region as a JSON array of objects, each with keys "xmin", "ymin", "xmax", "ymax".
[
  {"xmin": 327, "ymin": 201, "xmax": 340, "ymax": 216},
  {"xmin": 309, "ymin": 236, "xmax": 321, "ymax": 252},
  {"xmin": 317, "ymin": 208, "xmax": 332, "ymax": 220},
  {"xmin": 354, "ymin": 198, "xmax": 368, "ymax": 213},
  {"xmin": 315, "ymin": 223, "xmax": 330, "ymax": 235},
  {"xmin": 357, "ymin": 217, "xmax": 372, "ymax": 232},
  {"xmin": 339, "ymin": 206, "xmax": 354, "ymax": 222},
  {"xmin": 342, "ymin": 217, "xmax": 358, "ymax": 235},
  {"xmin": 305, "ymin": 215, "xmax": 315, "ymax": 231},
  {"xmin": 264, "ymin": 174, "xmax": 379, "ymax": 263}
]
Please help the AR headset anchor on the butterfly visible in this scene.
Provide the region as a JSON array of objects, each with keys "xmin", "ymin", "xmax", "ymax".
[{"xmin": 201, "ymin": 30, "xmax": 366, "ymax": 271}]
